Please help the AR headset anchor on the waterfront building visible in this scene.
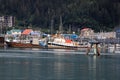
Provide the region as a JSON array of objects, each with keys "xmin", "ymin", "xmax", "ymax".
[
  {"xmin": 80, "ymin": 27, "xmax": 116, "ymax": 40},
  {"xmin": 80, "ymin": 28, "xmax": 94, "ymax": 39},
  {"xmin": 94, "ymin": 32, "xmax": 116, "ymax": 39}
]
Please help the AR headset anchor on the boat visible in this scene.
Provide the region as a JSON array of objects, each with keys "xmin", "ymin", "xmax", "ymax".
[
  {"xmin": 5, "ymin": 36, "xmax": 43, "ymax": 48},
  {"xmin": 47, "ymin": 34, "xmax": 89, "ymax": 49},
  {"xmin": 6, "ymin": 41, "xmax": 42, "ymax": 48},
  {"xmin": 5, "ymin": 28, "xmax": 47, "ymax": 48}
]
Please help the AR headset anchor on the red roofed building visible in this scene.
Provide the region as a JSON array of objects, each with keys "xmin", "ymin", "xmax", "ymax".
[
  {"xmin": 22, "ymin": 29, "xmax": 33, "ymax": 35},
  {"xmin": 80, "ymin": 28, "xmax": 94, "ymax": 38}
]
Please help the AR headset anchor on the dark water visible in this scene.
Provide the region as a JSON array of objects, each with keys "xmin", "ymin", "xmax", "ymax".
[{"xmin": 0, "ymin": 48, "xmax": 120, "ymax": 80}]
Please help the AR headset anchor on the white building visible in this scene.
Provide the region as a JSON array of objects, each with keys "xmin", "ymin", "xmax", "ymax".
[
  {"xmin": 0, "ymin": 16, "xmax": 15, "ymax": 27},
  {"xmin": 94, "ymin": 32, "xmax": 116, "ymax": 39},
  {"xmin": 80, "ymin": 27, "xmax": 116, "ymax": 39},
  {"xmin": 80, "ymin": 28, "xmax": 94, "ymax": 39}
]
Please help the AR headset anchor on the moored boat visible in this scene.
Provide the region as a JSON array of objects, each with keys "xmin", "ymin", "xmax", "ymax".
[
  {"xmin": 6, "ymin": 41, "xmax": 42, "ymax": 48},
  {"xmin": 47, "ymin": 34, "xmax": 89, "ymax": 49}
]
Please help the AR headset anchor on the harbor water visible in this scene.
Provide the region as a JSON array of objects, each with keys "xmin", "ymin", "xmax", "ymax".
[{"xmin": 0, "ymin": 48, "xmax": 120, "ymax": 80}]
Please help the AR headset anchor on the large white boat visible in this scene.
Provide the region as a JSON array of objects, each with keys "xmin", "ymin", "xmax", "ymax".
[{"xmin": 47, "ymin": 34, "xmax": 88, "ymax": 49}]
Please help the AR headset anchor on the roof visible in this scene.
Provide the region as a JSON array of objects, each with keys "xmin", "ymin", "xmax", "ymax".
[
  {"xmin": 81, "ymin": 28, "xmax": 90, "ymax": 31},
  {"xmin": 71, "ymin": 34, "xmax": 78, "ymax": 39},
  {"xmin": 63, "ymin": 34, "xmax": 78, "ymax": 39},
  {"xmin": 22, "ymin": 29, "xmax": 33, "ymax": 35},
  {"xmin": 30, "ymin": 31, "xmax": 40, "ymax": 35},
  {"xmin": 6, "ymin": 29, "xmax": 21, "ymax": 34},
  {"xmin": 11, "ymin": 29, "xmax": 21, "ymax": 33},
  {"xmin": 6, "ymin": 31, "xmax": 11, "ymax": 34}
]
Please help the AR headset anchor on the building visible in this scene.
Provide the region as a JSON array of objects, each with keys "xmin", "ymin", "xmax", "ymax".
[
  {"xmin": 80, "ymin": 27, "xmax": 116, "ymax": 39},
  {"xmin": 80, "ymin": 28, "xmax": 94, "ymax": 39},
  {"xmin": 0, "ymin": 16, "xmax": 15, "ymax": 28},
  {"xmin": 94, "ymin": 32, "xmax": 116, "ymax": 39}
]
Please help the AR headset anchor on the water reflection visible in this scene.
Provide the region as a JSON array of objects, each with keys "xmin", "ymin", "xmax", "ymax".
[
  {"xmin": 88, "ymin": 55, "xmax": 97, "ymax": 80},
  {"xmin": 0, "ymin": 49, "xmax": 120, "ymax": 80}
]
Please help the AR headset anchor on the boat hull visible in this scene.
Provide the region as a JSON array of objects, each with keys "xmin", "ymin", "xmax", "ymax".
[
  {"xmin": 6, "ymin": 42, "xmax": 42, "ymax": 48},
  {"xmin": 48, "ymin": 42, "xmax": 88, "ymax": 49},
  {"xmin": 6, "ymin": 41, "xmax": 88, "ymax": 50}
]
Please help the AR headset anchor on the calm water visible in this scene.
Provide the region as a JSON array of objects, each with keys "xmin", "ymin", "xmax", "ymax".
[{"xmin": 0, "ymin": 48, "xmax": 120, "ymax": 80}]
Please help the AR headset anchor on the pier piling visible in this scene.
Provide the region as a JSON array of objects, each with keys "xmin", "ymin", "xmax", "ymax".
[{"xmin": 86, "ymin": 42, "xmax": 100, "ymax": 56}]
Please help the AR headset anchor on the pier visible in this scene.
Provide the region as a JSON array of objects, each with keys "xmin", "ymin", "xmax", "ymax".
[
  {"xmin": 93, "ymin": 38, "xmax": 120, "ymax": 53},
  {"xmin": 97, "ymin": 38, "xmax": 120, "ymax": 44},
  {"xmin": 86, "ymin": 41, "xmax": 100, "ymax": 56}
]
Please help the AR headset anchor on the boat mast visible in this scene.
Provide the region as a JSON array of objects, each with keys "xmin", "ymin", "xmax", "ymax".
[
  {"xmin": 68, "ymin": 25, "xmax": 71, "ymax": 34},
  {"xmin": 50, "ymin": 18, "xmax": 54, "ymax": 35},
  {"xmin": 59, "ymin": 16, "xmax": 63, "ymax": 34}
]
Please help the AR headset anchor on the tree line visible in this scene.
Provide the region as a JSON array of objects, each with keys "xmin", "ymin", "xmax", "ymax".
[{"xmin": 0, "ymin": 0, "xmax": 120, "ymax": 32}]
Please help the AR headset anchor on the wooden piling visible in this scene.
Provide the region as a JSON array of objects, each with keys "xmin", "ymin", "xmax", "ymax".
[
  {"xmin": 113, "ymin": 44, "xmax": 116, "ymax": 53},
  {"xmin": 86, "ymin": 42, "xmax": 100, "ymax": 56}
]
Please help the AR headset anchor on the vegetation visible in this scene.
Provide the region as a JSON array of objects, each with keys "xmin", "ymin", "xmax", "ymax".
[{"xmin": 0, "ymin": 0, "xmax": 120, "ymax": 32}]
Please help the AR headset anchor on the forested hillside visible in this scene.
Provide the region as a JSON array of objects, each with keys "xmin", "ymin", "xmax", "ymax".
[{"xmin": 0, "ymin": 0, "xmax": 120, "ymax": 32}]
